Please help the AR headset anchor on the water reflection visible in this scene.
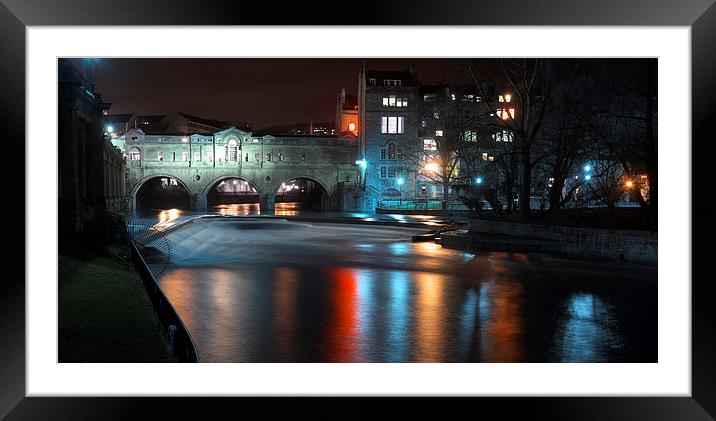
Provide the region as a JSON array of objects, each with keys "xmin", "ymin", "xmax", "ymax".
[
  {"xmin": 212, "ymin": 203, "xmax": 261, "ymax": 216},
  {"xmin": 158, "ymin": 208, "xmax": 181, "ymax": 224},
  {"xmin": 155, "ymin": 219, "xmax": 656, "ymax": 363}
]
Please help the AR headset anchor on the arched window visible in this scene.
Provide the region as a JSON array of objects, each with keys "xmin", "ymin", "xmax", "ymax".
[
  {"xmin": 226, "ymin": 139, "xmax": 238, "ymax": 162},
  {"xmin": 388, "ymin": 143, "xmax": 396, "ymax": 160},
  {"xmin": 129, "ymin": 147, "xmax": 141, "ymax": 161}
]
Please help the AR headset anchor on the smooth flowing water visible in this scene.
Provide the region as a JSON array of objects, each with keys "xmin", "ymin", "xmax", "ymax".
[{"xmin": 148, "ymin": 216, "xmax": 656, "ymax": 363}]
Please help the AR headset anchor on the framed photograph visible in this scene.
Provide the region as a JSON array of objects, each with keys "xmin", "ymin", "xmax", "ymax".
[{"xmin": 2, "ymin": 0, "xmax": 714, "ymax": 418}]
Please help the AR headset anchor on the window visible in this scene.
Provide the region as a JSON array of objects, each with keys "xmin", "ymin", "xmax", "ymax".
[
  {"xmin": 424, "ymin": 139, "xmax": 437, "ymax": 151},
  {"xmin": 254, "ymin": 153, "xmax": 260, "ymax": 162},
  {"xmin": 129, "ymin": 147, "xmax": 141, "ymax": 161},
  {"xmin": 278, "ymin": 153, "xmax": 283, "ymax": 161},
  {"xmin": 435, "ymin": 130, "xmax": 443, "ymax": 137},
  {"xmin": 388, "ymin": 167, "xmax": 396, "ymax": 178},
  {"xmin": 266, "ymin": 153, "xmax": 271, "ymax": 162},
  {"xmin": 173, "ymin": 152, "xmax": 176, "ymax": 161},
  {"xmin": 388, "ymin": 143, "xmax": 396, "ymax": 160},
  {"xmin": 226, "ymin": 139, "xmax": 238, "ymax": 161},
  {"xmin": 381, "ymin": 116, "xmax": 405, "ymax": 134},
  {"xmin": 383, "ymin": 79, "xmax": 401, "ymax": 86},
  {"xmin": 182, "ymin": 151, "xmax": 189, "ymax": 161},
  {"xmin": 194, "ymin": 151, "xmax": 201, "ymax": 161},
  {"xmin": 369, "ymin": 78, "xmax": 376, "ymax": 86},
  {"xmin": 382, "ymin": 96, "xmax": 408, "ymax": 107},
  {"xmin": 482, "ymin": 153, "xmax": 489, "ymax": 161},
  {"xmin": 157, "ymin": 151, "xmax": 163, "ymax": 161},
  {"xmin": 380, "ymin": 148, "xmax": 386, "ymax": 160},
  {"xmin": 381, "ymin": 167, "xmax": 387, "ymax": 178},
  {"xmin": 169, "ymin": 178, "xmax": 178, "ymax": 186},
  {"xmin": 301, "ymin": 153, "xmax": 306, "ymax": 162},
  {"xmin": 494, "ymin": 129, "xmax": 514, "ymax": 142},
  {"xmin": 463, "ymin": 131, "xmax": 477, "ymax": 142}
]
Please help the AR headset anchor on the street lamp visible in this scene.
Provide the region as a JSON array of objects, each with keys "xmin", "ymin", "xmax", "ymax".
[
  {"xmin": 106, "ymin": 125, "xmax": 114, "ymax": 133},
  {"xmin": 475, "ymin": 177, "xmax": 483, "ymax": 184},
  {"xmin": 625, "ymin": 180, "xmax": 634, "ymax": 188},
  {"xmin": 424, "ymin": 162, "xmax": 439, "ymax": 173},
  {"xmin": 584, "ymin": 175, "xmax": 591, "ymax": 181},
  {"xmin": 355, "ymin": 159, "xmax": 367, "ymax": 169},
  {"xmin": 583, "ymin": 164, "xmax": 591, "ymax": 172}
]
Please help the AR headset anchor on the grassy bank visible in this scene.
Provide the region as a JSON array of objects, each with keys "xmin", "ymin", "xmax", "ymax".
[{"xmin": 59, "ymin": 242, "xmax": 172, "ymax": 362}]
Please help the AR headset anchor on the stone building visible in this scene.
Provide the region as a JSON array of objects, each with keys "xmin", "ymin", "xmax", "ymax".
[
  {"xmin": 58, "ymin": 59, "xmax": 126, "ymax": 235},
  {"xmin": 122, "ymin": 125, "xmax": 359, "ymax": 212}
]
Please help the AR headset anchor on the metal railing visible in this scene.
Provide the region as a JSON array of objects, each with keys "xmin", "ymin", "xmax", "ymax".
[
  {"xmin": 377, "ymin": 199, "xmax": 469, "ymax": 211},
  {"xmin": 129, "ymin": 240, "xmax": 199, "ymax": 363}
]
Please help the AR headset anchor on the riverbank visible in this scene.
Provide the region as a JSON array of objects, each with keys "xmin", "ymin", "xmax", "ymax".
[
  {"xmin": 440, "ymin": 217, "xmax": 657, "ymax": 265},
  {"xmin": 59, "ymin": 242, "xmax": 172, "ymax": 362}
]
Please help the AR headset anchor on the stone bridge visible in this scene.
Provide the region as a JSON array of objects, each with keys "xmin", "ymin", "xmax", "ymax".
[{"xmin": 124, "ymin": 127, "xmax": 361, "ymax": 211}]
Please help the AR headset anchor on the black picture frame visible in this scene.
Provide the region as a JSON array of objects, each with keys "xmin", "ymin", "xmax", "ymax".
[{"xmin": 1, "ymin": 0, "xmax": 714, "ymax": 419}]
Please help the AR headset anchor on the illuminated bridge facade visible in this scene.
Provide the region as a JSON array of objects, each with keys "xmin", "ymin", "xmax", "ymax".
[{"xmin": 125, "ymin": 126, "xmax": 363, "ymax": 212}]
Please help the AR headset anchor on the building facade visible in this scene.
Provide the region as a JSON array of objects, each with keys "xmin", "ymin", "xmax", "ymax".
[{"xmin": 59, "ymin": 59, "xmax": 126, "ymax": 235}]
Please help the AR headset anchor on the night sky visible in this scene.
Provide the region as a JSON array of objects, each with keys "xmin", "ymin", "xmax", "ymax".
[{"xmin": 73, "ymin": 58, "xmax": 475, "ymax": 130}]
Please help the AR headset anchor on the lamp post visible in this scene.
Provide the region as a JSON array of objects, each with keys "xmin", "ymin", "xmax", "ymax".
[{"xmin": 355, "ymin": 159, "xmax": 367, "ymax": 189}]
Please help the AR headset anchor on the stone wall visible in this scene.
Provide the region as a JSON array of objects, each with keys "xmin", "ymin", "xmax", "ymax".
[{"xmin": 468, "ymin": 218, "xmax": 657, "ymax": 264}]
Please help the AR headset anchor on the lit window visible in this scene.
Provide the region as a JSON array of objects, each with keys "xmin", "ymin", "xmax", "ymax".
[
  {"xmin": 482, "ymin": 153, "xmax": 488, "ymax": 161},
  {"xmin": 157, "ymin": 151, "xmax": 163, "ymax": 161},
  {"xmin": 509, "ymin": 108, "xmax": 515, "ymax": 118},
  {"xmin": 505, "ymin": 94, "xmax": 511, "ymax": 102},
  {"xmin": 488, "ymin": 156, "xmax": 494, "ymax": 161},
  {"xmin": 226, "ymin": 139, "xmax": 238, "ymax": 162},
  {"xmin": 266, "ymin": 153, "xmax": 271, "ymax": 162},
  {"xmin": 254, "ymin": 153, "xmax": 260, "ymax": 162},
  {"xmin": 435, "ymin": 130, "xmax": 443, "ymax": 137},
  {"xmin": 389, "ymin": 96, "xmax": 396, "ymax": 106},
  {"xmin": 169, "ymin": 178, "xmax": 178, "ymax": 186},
  {"xmin": 182, "ymin": 151, "xmax": 189, "ymax": 161},
  {"xmin": 463, "ymin": 131, "xmax": 477, "ymax": 142},
  {"xmin": 499, "ymin": 95, "xmax": 505, "ymax": 103},
  {"xmin": 369, "ymin": 78, "xmax": 376, "ymax": 86},
  {"xmin": 382, "ymin": 116, "xmax": 405, "ymax": 134},
  {"xmin": 129, "ymin": 147, "xmax": 141, "ymax": 161},
  {"xmin": 182, "ymin": 137, "xmax": 189, "ymax": 143},
  {"xmin": 383, "ymin": 97, "xmax": 389, "ymax": 106},
  {"xmin": 423, "ymin": 139, "xmax": 437, "ymax": 151}
]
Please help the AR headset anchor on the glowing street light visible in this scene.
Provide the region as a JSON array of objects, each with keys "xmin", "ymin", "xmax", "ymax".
[
  {"xmin": 396, "ymin": 177, "xmax": 404, "ymax": 185},
  {"xmin": 583, "ymin": 164, "xmax": 591, "ymax": 172},
  {"xmin": 584, "ymin": 175, "xmax": 591, "ymax": 181},
  {"xmin": 625, "ymin": 180, "xmax": 634, "ymax": 188},
  {"xmin": 424, "ymin": 162, "xmax": 439, "ymax": 173},
  {"xmin": 105, "ymin": 125, "xmax": 114, "ymax": 133},
  {"xmin": 355, "ymin": 159, "xmax": 367, "ymax": 169},
  {"xmin": 475, "ymin": 177, "xmax": 483, "ymax": 184}
]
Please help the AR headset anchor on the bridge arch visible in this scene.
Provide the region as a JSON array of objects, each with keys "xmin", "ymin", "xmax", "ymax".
[
  {"xmin": 130, "ymin": 174, "xmax": 193, "ymax": 213},
  {"xmin": 273, "ymin": 175, "xmax": 332, "ymax": 212},
  {"xmin": 201, "ymin": 175, "xmax": 263, "ymax": 215}
]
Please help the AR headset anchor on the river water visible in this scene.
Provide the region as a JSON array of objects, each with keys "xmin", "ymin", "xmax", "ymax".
[{"xmin": 141, "ymin": 210, "xmax": 656, "ymax": 363}]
